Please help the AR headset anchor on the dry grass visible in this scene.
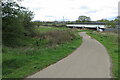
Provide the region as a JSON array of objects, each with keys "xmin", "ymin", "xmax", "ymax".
[{"xmin": 35, "ymin": 30, "xmax": 76, "ymax": 47}]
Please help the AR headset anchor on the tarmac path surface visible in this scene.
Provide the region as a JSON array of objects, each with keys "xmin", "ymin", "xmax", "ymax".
[{"xmin": 27, "ymin": 32, "xmax": 111, "ymax": 78}]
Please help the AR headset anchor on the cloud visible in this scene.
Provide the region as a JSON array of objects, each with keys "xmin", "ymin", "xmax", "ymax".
[
  {"xmin": 45, "ymin": 16, "xmax": 55, "ymax": 17},
  {"xmin": 32, "ymin": 8, "xmax": 44, "ymax": 11},
  {"xmin": 21, "ymin": 0, "xmax": 119, "ymax": 21},
  {"xmin": 80, "ymin": 6, "xmax": 89, "ymax": 9},
  {"xmin": 86, "ymin": 10, "xmax": 97, "ymax": 13}
]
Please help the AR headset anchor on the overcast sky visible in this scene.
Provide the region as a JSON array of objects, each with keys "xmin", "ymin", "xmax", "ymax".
[{"xmin": 21, "ymin": 0, "xmax": 119, "ymax": 21}]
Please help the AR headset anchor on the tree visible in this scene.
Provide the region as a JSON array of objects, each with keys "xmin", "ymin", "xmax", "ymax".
[
  {"xmin": 97, "ymin": 19, "xmax": 110, "ymax": 22},
  {"xmin": 22, "ymin": 10, "xmax": 34, "ymax": 36},
  {"xmin": 2, "ymin": 1, "xmax": 34, "ymax": 47},
  {"xmin": 98, "ymin": 19, "xmax": 118, "ymax": 28},
  {"xmin": 77, "ymin": 16, "xmax": 91, "ymax": 22},
  {"xmin": 96, "ymin": 19, "xmax": 116, "ymax": 28},
  {"xmin": 108, "ymin": 16, "xmax": 120, "ymax": 28},
  {"xmin": 33, "ymin": 21, "xmax": 42, "ymax": 27},
  {"xmin": 106, "ymin": 21, "xmax": 116, "ymax": 28},
  {"xmin": 114, "ymin": 16, "xmax": 120, "ymax": 22}
]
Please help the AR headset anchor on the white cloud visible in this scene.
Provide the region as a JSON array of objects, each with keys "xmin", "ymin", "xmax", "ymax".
[{"xmin": 21, "ymin": 0, "xmax": 119, "ymax": 21}]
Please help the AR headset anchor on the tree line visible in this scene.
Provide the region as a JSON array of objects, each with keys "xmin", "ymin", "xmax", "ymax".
[
  {"xmin": 76, "ymin": 15, "xmax": 119, "ymax": 28},
  {"xmin": 33, "ymin": 15, "xmax": 119, "ymax": 28}
]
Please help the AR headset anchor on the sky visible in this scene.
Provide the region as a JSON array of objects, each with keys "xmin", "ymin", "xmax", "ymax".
[{"xmin": 20, "ymin": 0, "xmax": 119, "ymax": 21}]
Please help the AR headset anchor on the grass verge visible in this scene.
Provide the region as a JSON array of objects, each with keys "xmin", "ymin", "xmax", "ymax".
[{"xmin": 86, "ymin": 31, "xmax": 118, "ymax": 78}]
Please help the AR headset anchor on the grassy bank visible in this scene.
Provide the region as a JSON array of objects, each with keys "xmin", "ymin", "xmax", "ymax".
[
  {"xmin": 3, "ymin": 26, "xmax": 82, "ymax": 78},
  {"xmin": 86, "ymin": 31, "xmax": 118, "ymax": 78}
]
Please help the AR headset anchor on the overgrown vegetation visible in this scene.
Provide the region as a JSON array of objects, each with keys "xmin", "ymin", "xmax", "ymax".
[
  {"xmin": 2, "ymin": 1, "xmax": 34, "ymax": 47},
  {"xmin": 3, "ymin": 26, "xmax": 82, "ymax": 78},
  {"xmin": 86, "ymin": 31, "xmax": 118, "ymax": 78},
  {"xmin": 32, "ymin": 21, "xmax": 66, "ymax": 27},
  {"xmin": 35, "ymin": 26, "xmax": 69, "ymax": 33}
]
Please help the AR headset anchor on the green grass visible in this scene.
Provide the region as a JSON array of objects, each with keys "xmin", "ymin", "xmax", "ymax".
[
  {"xmin": 3, "ymin": 27, "xmax": 82, "ymax": 78},
  {"xmin": 86, "ymin": 31, "xmax": 118, "ymax": 78},
  {"xmin": 77, "ymin": 29, "xmax": 94, "ymax": 33},
  {"xmin": 35, "ymin": 26, "xmax": 69, "ymax": 33}
]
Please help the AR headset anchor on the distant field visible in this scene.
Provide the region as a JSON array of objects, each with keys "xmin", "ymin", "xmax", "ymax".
[
  {"xmin": 35, "ymin": 26, "xmax": 69, "ymax": 33},
  {"xmin": 3, "ymin": 26, "xmax": 82, "ymax": 78}
]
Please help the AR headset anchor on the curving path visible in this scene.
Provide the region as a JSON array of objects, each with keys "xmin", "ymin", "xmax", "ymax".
[{"xmin": 27, "ymin": 32, "xmax": 111, "ymax": 78}]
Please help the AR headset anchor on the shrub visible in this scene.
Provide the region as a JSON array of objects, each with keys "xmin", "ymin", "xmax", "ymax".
[{"xmin": 35, "ymin": 30, "xmax": 76, "ymax": 47}]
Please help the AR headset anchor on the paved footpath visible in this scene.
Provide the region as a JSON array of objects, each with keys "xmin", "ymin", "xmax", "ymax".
[{"xmin": 27, "ymin": 32, "xmax": 111, "ymax": 78}]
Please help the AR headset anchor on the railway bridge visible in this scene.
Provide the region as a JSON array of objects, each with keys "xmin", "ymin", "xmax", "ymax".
[{"xmin": 66, "ymin": 22, "xmax": 109, "ymax": 31}]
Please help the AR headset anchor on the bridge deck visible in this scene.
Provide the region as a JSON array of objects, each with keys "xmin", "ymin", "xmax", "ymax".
[{"xmin": 66, "ymin": 24, "xmax": 106, "ymax": 29}]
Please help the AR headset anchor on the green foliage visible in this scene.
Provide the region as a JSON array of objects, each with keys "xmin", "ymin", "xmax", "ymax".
[
  {"xmin": 32, "ymin": 21, "xmax": 42, "ymax": 27},
  {"xmin": 114, "ymin": 16, "xmax": 120, "ymax": 22},
  {"xmin": 3, "ymin": 29, "xmax": 82, "ymax": 78},
  {"xmin": 33, "ymin": 27, "xmax": 75, "ymax": 48},
  {"xmin": 2, "ymin": 1, "xmax": 34, "ymax": 47},
  {"xmin": 106, "ymin": 21, "xmax": 116, "ymax": 28},
  {"xmin": 97, "ymin": 18, "xmax": 118, "ymax": 28},
  {"xmin": 2, "ymin": 2, "xmax": 24, "ymax": 47},
  {"xmin": 32, "ymin": 21, "xmax": 66, "ymax": 27},
  {"xmin": 77, "ymin": 15, "xmax": 91, "ymax": 22},
  {"xmin": 37, "ymin": 30, "xmax": 75, "ymax": 47},
  {"xmin": 97, "ymin": 19, "xmax": 110, "ymax": 22},
  {"xmin": 22, "ymin": 10, "xmax": 35, "ymax": 36},
  {"xmin": 77, "ymin": 29, "xmax": 94, "ymax": 33}
]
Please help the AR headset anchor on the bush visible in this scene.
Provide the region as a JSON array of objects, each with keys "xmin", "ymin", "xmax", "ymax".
[
  {"xmin": 35, "ymin": 30, "xmax": 75, "ymax": 47},
  {"xmin": 2, "ymin": 1, "xmax": 34, "ymax": 47}
]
